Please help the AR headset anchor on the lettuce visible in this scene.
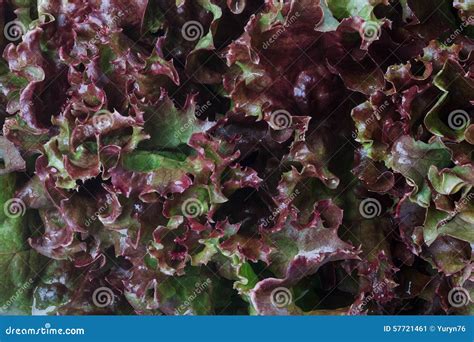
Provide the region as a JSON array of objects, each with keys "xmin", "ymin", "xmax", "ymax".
[{"xmin": 0, "ymin": 0, "xmax": 472, "ymax": 315}]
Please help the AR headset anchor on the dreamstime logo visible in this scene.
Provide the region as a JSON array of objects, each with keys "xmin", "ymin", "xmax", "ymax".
[
  {"xmin": 195, "ymin": 100, "xmax": 212, "ymax": 117},
  {"xmin": 439, "ymin": 192, "xmax": 474, "ymax": 226},
  {"xmin": 175, "ymin": 278, "xmax": 212, "ymax": 315},
  {"xmin": 262, "ymin": 12, "xmax": 301, "ymax": 49},
  {"xmin": 1, "ymin": 278, "xmax": 34, "ymax": 311},
  {"xmin": 270, "ymin": 287, "xmax": 292, "ymax": 308},
  {"xmin": 261, "ymin": 189, "xmax": 300, "ymax": 228},
  {"xmin": 84, "ymin": 196, "xmax": 113, "ymax": 227},
  {"xmin": 5, "ymin": 322, "xmax": 85, "ymax": 336},
  {"xmin": 89, "ymin": 10, "xmax": 126, "ymax": 45},
  {"xmin": 447, "ymin": 110, "xmax": 470, "ymax": 130},
  {"xmin": 448, "ymin": 287, "xmax": 471, "ymax": 308},
  {"xmin": 181, "ymin": 198, "xmax": 204, "ymax": 218},
  {"xmin": 444, "ymin": 16, "xmax": 474, "ymax": 44},
  {"xmin": 359, "ymin": 198, "xmax": 382, "ymax": 219},
  {"xmin": 3, "ymin": 198, "xmax": 26, "ymax": 218},
  {"xmin": 366, "ymin": 100, "xmax": 389, "ymax": 125},
  {"xmin": 181, "ymin": 21, "xmax": 204, "ymax": 42},
  {"xmin": 4, "ymin": 20, "xmax": 26, "ymax": 42},
  {"xmin": 174, "ymin": 100, "xmax": 212, "ymax": 139},
  {"xmin": 359, "ymin": 21, "xmax": 381, "ymax": 42},
  {"xmin": 92, "ymin": 287, "xmax": 114, "ymax": 308},
  {"xmin": 358, "ymin": 279, "xmax": 390, "ymax": 310},
  {"xmin": 352, "ymin": 100, "xmax": 390, "ymax": 139},
  {"xmin": 92, "ymin": 110, "xmax": 115, "ymax": 131},
  {"xmin": 269, "ymin": 109, "xmax": 292, "ymax": 130}
]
